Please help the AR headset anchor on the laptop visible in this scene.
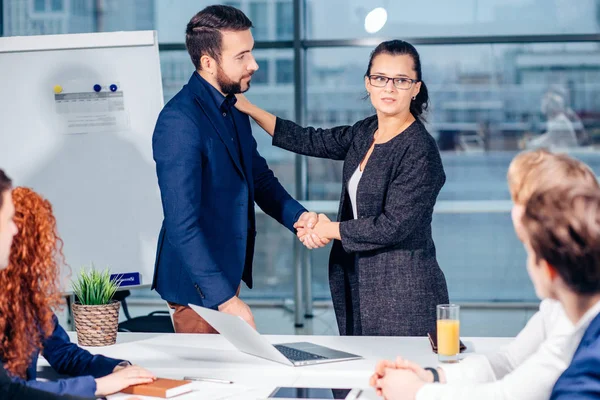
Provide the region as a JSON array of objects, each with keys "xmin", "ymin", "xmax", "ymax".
[{"xmin": 188, "ymin": 304, "xmax": 362, "ymax": 366}]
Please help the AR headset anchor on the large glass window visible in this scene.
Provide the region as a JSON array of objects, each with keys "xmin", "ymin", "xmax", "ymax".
[
  {"xmin": 34, "ymin": 0, "xmax": 47, "ymax": 12},
  {"xmin": 305, "ymin": 0, "xmax": 600, "ymax": 39},
  {"xmin": 224, "ymin": 1, "xmax": 242, "ymax": 9},
  {"xmin": 275, "ymin": 0, "xmax": 293, "ymax": 40},
  {"xmin": 4, "ymin": 0, "xmax": 600, "ymax": 329},
  {"xmin": 51, "ymin": 0, "xmax": 64, "ymax": 12},
  {"xmin": 249, "ymin": 2, "xmax": 269, "ymax": 41},
  {"xmin": 241, "ymin": 49, "xmax": 296, "ymax": 298},
  {"xmin": 253, "ymin": 59, "xmax": 270, "ymax": 84},
  {"xmin": 276, "ymin": 58, "xmax": 294, "ymax": 84},
  {"xmin": 306, "ymin": 44, "xmax": 600, "ymax": 196},
  {"xmin": 304, "ymin": 43, "xmax": 600, "ymax": 302},
  {"xmin": 155, "ymin": 1, "xmax": 281, "ymax": 43},
  {"xmin": 10, "ymin": 1, "xmax": 600, "ymax": 40}
]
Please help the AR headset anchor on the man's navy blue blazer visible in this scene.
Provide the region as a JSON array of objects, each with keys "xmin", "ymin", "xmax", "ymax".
[
  {"xmin": 551, "ymin": 310, "xmax": 600, "ymax": 399},
  {"xmin": 152, "ymin": 72, "xmax": 305, "ymax": 309}
]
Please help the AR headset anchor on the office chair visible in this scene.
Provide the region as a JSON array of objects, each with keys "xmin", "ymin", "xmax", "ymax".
[{"xmin": 113, "ymin": 290, "xmax": 175, "ymax": 333}]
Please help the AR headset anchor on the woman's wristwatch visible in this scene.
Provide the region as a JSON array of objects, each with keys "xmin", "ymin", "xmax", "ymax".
[{"xmin": 424, "ymin": 367, "xmax": 440, "ymax": 382}]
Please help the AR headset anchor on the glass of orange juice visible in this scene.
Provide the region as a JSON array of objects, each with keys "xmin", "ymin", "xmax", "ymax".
[{"xmin": 437, "ymin": 304, "xmax": 460, "ymax": 363}]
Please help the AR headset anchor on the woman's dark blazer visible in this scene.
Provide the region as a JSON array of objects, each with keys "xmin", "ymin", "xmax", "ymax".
[{"xmin": 273, "ymin": 116, "xmax": 449, "ymax": 336}]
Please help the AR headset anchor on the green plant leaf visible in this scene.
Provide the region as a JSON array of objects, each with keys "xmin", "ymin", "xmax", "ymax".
[{"xmin": 71, "ymin": 264, "xmax": 120, "ymax": 305}]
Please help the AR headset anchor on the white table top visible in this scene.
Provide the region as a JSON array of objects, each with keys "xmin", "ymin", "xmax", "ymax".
[{"xmin": 39, "ymin": 333, "xmax": 513, "ymax": 400}]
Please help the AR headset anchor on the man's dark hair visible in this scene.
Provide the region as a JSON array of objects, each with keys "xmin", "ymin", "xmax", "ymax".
[
  {"xmin": 0, "ymin": 169, "xmax": 12, "ymax": 209},
  {"xmin": 523, "ymin": 184, "xmax": 600, "ymax": 295},
  {"xmin": 186, "ymin": 5, "xmax": 253, "ymax": 70}
]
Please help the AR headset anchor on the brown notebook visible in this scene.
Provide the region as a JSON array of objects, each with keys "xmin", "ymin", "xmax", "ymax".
[{"xmin": 121, "ymin": 378, "xmax": 194, "ymax": 398}]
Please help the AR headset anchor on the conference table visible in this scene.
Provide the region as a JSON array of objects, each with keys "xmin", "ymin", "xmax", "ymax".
[{"xmin": 38, "ymin": 332, "xmax": 513, "ymax": 399}]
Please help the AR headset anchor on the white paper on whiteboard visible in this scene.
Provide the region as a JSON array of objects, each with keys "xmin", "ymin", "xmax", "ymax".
[{"xmin": 54, "ymin": 88, "xmax": 129, "ymax": 135}]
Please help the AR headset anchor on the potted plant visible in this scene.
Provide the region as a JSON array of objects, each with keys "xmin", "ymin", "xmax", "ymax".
[{"xmin": 71, "ymin": 267, "xmax": 121, "ymax": 346}]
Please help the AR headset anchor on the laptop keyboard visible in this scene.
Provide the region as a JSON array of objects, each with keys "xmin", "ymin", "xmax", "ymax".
[{"xmin": 274, "ymin": 345, "xmax": 328, "ymax": 362}]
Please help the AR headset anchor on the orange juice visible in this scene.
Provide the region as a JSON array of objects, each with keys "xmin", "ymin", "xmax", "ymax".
[{"xmin": 437, "ymin": 319, "xmax": 460, "ymax": 356}]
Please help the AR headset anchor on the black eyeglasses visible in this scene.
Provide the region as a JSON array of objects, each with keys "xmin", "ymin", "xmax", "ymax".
[{"xmin": 368, "ymin": 75, "xmax": 419, "ymax": 90}]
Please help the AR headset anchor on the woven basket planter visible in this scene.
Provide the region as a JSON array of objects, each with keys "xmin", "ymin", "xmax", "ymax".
[{"xmin": 72, "ymin": 300, "xmax": 120, "ymax": 346}]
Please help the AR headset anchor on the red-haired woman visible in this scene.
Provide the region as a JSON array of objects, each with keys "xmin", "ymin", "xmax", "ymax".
[{"xmin": 0, "ymin": 187, "xmax": 155, "ymax": 398}]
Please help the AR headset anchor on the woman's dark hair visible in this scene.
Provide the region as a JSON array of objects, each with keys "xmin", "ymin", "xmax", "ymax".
[
  {"xmin": 365, "ymin": 40, "xmax": 429, "ymax": 119},
  {"xmin": 186, "ymin": 5, "xmax": 253, "ymax": 70},
  {"xmin": 0, "ymin": 169, "xmax": 12, "ymax": 209}
]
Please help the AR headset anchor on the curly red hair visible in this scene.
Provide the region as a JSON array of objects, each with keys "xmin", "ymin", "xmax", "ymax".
[{"xmin": 0, "ymin": 187, "xmax": 64, "ymax": 377}]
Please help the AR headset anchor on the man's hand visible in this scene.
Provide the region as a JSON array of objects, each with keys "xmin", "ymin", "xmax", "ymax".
[
  {"xmin": 294, "ymin": 211, "xmax": 318, "ymax": 230},
  {"xmin": 294, "ymin": 211, "xmax": 329, "ymax": 249},
  {"xmin": 299, "ymin": 214, "xmax": 337, "ymax": 249},
  {"xmin": 218, "ymin": 296, "xmax": 256, "ymax": 329}
]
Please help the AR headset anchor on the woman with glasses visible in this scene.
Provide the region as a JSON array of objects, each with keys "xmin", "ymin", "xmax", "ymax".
[{"xmin": 234, "ymin": 40, "xmax": 448, "ymax": 337}]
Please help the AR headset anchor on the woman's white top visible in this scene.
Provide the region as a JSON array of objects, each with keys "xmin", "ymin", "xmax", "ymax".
[
  {"xmin": 347, "ymin": 166, "xmax": 363, "ymax": 219},
  {"xmin": 417, "ymin": 299, "xmax": 600, "ymax": 400}
]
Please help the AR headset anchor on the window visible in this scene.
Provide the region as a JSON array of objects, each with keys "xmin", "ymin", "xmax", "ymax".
[
  {"xmin": 249, "ymin": 2, "xmax": 269, "ymax": 41},
  {"xmin": 276, "ymin": 59, "xmax": 293, "ymax": 84},
  {"xmin": 345, "ymin": 110, "xmax": 355, "ymax": 124},
  {"xmin": 327, "ymin": 110, "xmax": 338, "ymax": 124},
  {"xmin": 305, "ymin": 0, "xmax": 600, "ymax": 39},
  {"xmin": 307, "ymin": 43, "xmax": 600, "ymax": 303},
  {"xmin": 32, "ymin": 0, "xmax": 64, "ymax": 13},
  {"xmin": 34, "ymin": 0, "xmax": 46, "ymax": 12},
  {"xmin": 276, "ymin": 1, "xmax": 293, "ymax": 40},
  {"xmin": 223, "ymin": 1, "xmax": 241, "ymax": 8},
  {"xmin": 51, "ymin": 0, "xmax": 63, "ymax": 11},
  {"xmin": 253, "ymin": 59, "xmax": 270, "ymax": 84},
  {"xmin": 71, "ymin": 0, "xmax": 90, "ymax": 16},
  {"xmin": 6, "ymin": 0, "xmax": 600, "ymax": 336}
]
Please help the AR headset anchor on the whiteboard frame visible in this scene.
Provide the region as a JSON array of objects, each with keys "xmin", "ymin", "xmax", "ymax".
[{"xmin": 0, "ymin": 31, "xmax": 156, "ymax": 53}]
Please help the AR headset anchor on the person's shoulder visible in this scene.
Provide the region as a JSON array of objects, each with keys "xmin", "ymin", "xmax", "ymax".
[
  {"xmin": 161, "ymin": 86, "xmax": 195, "ymax": 115},
  {"xmin": 155, "ymin": 87, "xmax": 201, "ymax": 129},
  {"xmin": 410, "ymin": 119, "xmax": 436, "ymax": 140},
  {"xmin": 569, "ymin": 316, "xmax": 600, "ymax": 369},
  {"xmin": 404, "ymin": 120, "xmax": 441, "ymax": 155},
  {"xmin": 352, "ymin": 115, "xmax": 378, "ymax": 131},
  {"xmin": 568, "ymin": 340, "xmax": 600, "ymax": 377}
]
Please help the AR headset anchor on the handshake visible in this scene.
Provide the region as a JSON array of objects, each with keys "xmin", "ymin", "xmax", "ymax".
[{"xmin": 294, "ymin": 211, "xmax": 338, "ymax": 249}]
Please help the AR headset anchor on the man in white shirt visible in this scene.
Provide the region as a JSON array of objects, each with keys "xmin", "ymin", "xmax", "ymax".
[{"xmin": 370, "ymin": 150, "xmax": 600, "ymax": 400}]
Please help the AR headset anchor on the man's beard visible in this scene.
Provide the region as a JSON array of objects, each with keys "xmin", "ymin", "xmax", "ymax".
[{"xmin": 216, "ymin": 67, "xmax": 251, "ymax": 95}]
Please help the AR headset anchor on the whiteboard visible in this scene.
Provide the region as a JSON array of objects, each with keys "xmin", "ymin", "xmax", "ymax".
[{"xmin": 0, "ymin": 31, "xmax": 164, "ymax": 291}]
